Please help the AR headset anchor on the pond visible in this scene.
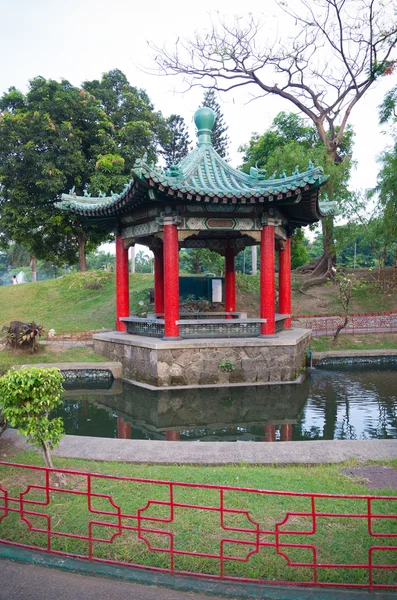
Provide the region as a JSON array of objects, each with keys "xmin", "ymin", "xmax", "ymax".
[{"xmin": 55, "ymin": 362, "xmax": 397, "ymax": 442}]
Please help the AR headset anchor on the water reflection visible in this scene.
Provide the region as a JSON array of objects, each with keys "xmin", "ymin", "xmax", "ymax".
[{"xmin": 55, "ymin": 365, "xmax": 397, "ymax": 442}]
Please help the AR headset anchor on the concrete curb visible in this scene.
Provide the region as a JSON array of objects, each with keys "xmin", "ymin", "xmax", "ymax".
[
  {"xmin": 1, "ymin": 545, "xmax": 396, "ymax": 600},
  {"xmin": 314, "ymin": 349, "xmax": 397, "ymax": 361},
  {"xmin": 2, "ymin": 429, "xmax": 397, "ymax": 465}
]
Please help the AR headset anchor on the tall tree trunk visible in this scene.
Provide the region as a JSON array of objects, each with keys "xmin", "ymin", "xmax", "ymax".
[
  {"xmin": 78, "ymin": 232, "xmax": 87, "ymax": 272},
  {"xmin": 251, "ymin": 245, "xmax": 257, "ymax": 275},
  {"xmin": 30, "ymin": 255, "xmax": 37, "ymax": 282},
  {"xmin": 298, "ymin": 149, "xmax": 337, "ymax": 292},
  {"xmin": 130, "ymin": 245, "xmax": 135, "ymax": 274}
]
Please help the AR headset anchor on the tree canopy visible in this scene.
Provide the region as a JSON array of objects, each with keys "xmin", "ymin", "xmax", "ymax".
[
  {"xmin": 201, "ymin": 89, "xmax": 229, "ymax": 158},
  {"xmin": 0, "ymin": 70, "xmax": 164, "ymax": 270},
  {"xmin": 240, "ymin": 111, "xmax": 353, "ymax": 278},
  {"xmin": 159, "ymin": 114, "xmax": 191, "ymax": 168}
]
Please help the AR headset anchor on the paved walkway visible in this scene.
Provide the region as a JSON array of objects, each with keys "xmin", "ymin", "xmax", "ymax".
[
  {"xmin": 2, "ymin": 557, "xmax": 396, "ymax": 600},
  {"xmin": 0, "ymin": 560, "xmax": 215, "ymax": 600}
]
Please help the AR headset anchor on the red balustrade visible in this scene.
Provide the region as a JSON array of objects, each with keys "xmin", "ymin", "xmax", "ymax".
[{"xmin": 0, "ymin": 461, "xmax": 396, "ymax": 591}]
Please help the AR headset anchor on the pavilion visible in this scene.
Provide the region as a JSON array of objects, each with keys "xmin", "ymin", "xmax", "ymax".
[{"xmin": 57, "ymin": 107, "xmax": 334, "ymax": 387}]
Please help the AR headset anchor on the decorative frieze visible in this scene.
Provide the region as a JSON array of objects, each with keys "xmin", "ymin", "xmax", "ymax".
[
  {"xmin": 184, "ymin": 217, "xmax": 256, "ymax": 231},
  {"xmin": 122, "ymin": 220, "xmax": 161, "ymax": 239},
  {"xmin": 184, "ymin": 204, "xmax": 254, "ymax": 214}
]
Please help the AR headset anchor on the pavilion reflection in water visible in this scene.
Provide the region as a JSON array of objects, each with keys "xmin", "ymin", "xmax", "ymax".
[
  {"xmin": 60, "ymin": 365, "xmax": 397, "ymax": 442},
  {"xmin": 62, "ymin": 378, "xmax": 309, "ymax": 442}
]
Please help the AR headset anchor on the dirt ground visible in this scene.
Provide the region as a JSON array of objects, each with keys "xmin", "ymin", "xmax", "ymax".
[{"xmin": 340, "ymin": 466, "xmax": 397, "ymax": 491}]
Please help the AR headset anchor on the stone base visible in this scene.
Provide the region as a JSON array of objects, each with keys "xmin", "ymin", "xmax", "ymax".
[{"xmin": 93, "ymin": 329, "xmax": 312, "ymax": 388}]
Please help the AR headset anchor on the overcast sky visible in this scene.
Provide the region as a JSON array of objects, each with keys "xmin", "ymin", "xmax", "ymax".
[{"xmin": 1, "ymin": 0, "xmax": 396, "ymax": 253}]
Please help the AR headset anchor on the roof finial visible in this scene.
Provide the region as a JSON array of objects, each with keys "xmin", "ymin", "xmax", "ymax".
[{"xmin": 194, "ymin": 106, "xmax": 215, "ymax": 145}]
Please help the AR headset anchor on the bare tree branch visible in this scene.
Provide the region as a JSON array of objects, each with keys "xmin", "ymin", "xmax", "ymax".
[{"xmin": 150, "ymin": 0, "xmax": 397, "ymax": 284}]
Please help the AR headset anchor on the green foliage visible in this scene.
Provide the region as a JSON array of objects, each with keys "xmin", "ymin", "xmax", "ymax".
[
  {"xmin": 86, "ymin": 251, "xmax": 115, "ymax": 272},
  {"xmin": 218, "ymin": 359, "xmax": 235, "ymax": 372},
  {"xmin": 179, "ymin": 249, "xmax": 224, "ymax": 275},
  {"xmin": 0, "ymin": 78, "xmax": 113, "ymax": 266},
  {"xmin": 0, "ymin": 367, "xmax": 65, "ymax": 452},
  {"xmin": 379, "ymin": 84, "xmax": 397, "ymax": 125},
  {"xmin": 334, "ymin": 221, "xmax": 394, "ymax": 268},
  {"xmin": 201, "ymin": 89, "xmax": 229, "ymax": 158},
  {"xmin": 17, "ymin": 322, "xmax": 44, "ymax": 352},
  {"xmin": 291, "ymin": 229, "xmax": 309, "ymax": 269},
  {"xmin": 236, "ymin": 273, "xmax": 260, "ymax": 294},
  {"xmin": 239, "ymin": 111, "xmax": 354, "ymax": 210},
  {"xmin": 240, "ymin": 112, "xmax": 322, "ymax": 173},
  {"xmin": 159, "ymin": 114, "xmax": 191, "ymax": 168},
  {"xmin": 83, "ymin": 69, "xmax": 165, "ymax": 170},
  {"xmin": 134, "ymin": 250, "xmax": 153, "ymax": 273},
  {"xmin": 66, "ymin": 270, "xmax": 112, "ymax": 291},
  {"xmin": 89, "ymin": 153, "xmax": 130, "ymax": 196},
  {"xmin": 0, "ymin": 70, "xmax": 163, "ymax": 268}
]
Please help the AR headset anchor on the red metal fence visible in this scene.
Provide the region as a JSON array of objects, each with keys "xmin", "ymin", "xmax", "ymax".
[
  {"xmin": 292, "ymin": 312, "xmax": 397, "ymax": 337},
  {"xmin": 0, "ymin": 461, "xmax": 396, "ymax": 591},
  {"xmin": 44, "ymin": 330, "xmax": 94, "ymax": 346},
  {"xmin": 0, "ymin": 330, "xmax": 95, "ymax": 348}
]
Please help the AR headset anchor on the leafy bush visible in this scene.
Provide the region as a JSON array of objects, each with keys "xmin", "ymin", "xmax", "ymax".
[
  {"xmin": 0, "ymin": 367, "xmax": 65, "ymax": 470},
  {"xmin": 218, "ymin": 359, "xmax": 236, "ymax": 372},
  {"xmin": 1, "ymin": 321, "xmax": 44, "ymax": 352}
]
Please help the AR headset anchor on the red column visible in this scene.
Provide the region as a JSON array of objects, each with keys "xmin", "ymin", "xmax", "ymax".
[
  {"xmin": 262, "ymin": 425, "xmax": 276, "ymax": 442},
  {"xmin": 225, "ymin": 246, "xmax": 236, "ymax": 316},
  {"xmin": 163, "ymin": 219, "xmax": 180, "ymax": 338},
  {"xmin": 166, "ymin": 430, "xmax": 181, "ymax": 441},
  {"xmin": 260, "ymin": 225, "xmax": 275, "ymax": 335},
  {"xmin": 117, "ymin": 417, "xmax": 131, "ymax": 439},
  {"xmin": 280, "ymin": 424, "xmax": 293, "ymax": 442},
  {"xmin": 116, "ymin": 235, "xmax": 130, "ymax": 332},
  {"xmin": 279, "ymin": 237, "xmax": 292, "ymax": 328},
  {"xmin": 154, "ymin": 245, "xmax": 164, "ymax": 315}
]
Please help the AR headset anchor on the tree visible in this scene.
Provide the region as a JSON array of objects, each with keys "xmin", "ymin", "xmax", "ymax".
[
  {"xmin": 89, "ymin": 153, "xmax": 130, "ymax": 196},
  {"xmin": 291, "ymin": 229, "xmax": 309, "ymax": 270},
  {"xmin": 154, "ymin": 1, "xmax": 397, "ymax": 284},
  {"xmin": 179, "ymin": 249, "xmax": 224, "ymax": 275},
  {"xmin": 201, "ymin": 89, "xmax": 229, "ymax": 158},
  {"xmin": 373, "ymin": 86, "xmax": 397, "ymax": 279},
  {"xmin": 0, "ymin": 368, "xmax": 65, "ymax": 473},
  {"xmin": 83, "ymin": 69, "xmax": 165, "ymax": 171},
  {"xmin": 0, "ymin": 71, "xmax": 164, "ymax": 271},
  {"xmin": 240, "ymin": 111, "xmax": 353, "ymax": 285},
  {"xmin": 135, "ymin": 250, "xmax": 153, "ymax": 273},
  {"xmin": 0, "ymin": 78, "xmax": 114, "ymax": 271},
  {"xmin": 160, "ymin": 114, "xmax": 191, "ymax": 167}
]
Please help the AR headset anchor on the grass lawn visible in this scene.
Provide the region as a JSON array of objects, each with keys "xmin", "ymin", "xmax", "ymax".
[
  {"xmin": 312, "ymin": 333, "xmax": 397, "ymax": 353},
  {"xmin": 0, "ymin": 271, "xmax": 154, "ymax": 331},
  {"xmin": 0, "ymin": 269, "xmax": 396, "ymax": 330},
  {"xmin": 0, "ymin": 451, "xmax": 396, "ymax": 587},
  {"xmin": 0, "ymin": 345, "xmax": 106, "ymax": 372}
]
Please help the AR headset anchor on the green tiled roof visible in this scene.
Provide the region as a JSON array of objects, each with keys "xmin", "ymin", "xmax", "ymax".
[
  {"xmin": 56, "ymin": 107, "xmax": 333, "ymax": 222},
  {"xmin": 134, "ymin": 146, "xmax": 327, "ymax": 199}
]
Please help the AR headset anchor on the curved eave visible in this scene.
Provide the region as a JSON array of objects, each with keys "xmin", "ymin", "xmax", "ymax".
[
  {"xmin": 55, "ymin": 176, "xmax": 149, "ymax": 218},
  {"xmin": 318, "ymin": 200, "xmax": 339, "ymax": 217}
]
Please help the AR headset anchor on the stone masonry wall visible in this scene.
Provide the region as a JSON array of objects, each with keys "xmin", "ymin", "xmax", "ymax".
[{"xmin": 94, "ymin": 333, "xmax": 311, "ymax": 387}]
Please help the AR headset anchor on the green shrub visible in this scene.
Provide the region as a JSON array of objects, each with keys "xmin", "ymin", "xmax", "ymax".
[{"xmin": 0, "ymin": 367, "xmax": 65, "ymax": 470}]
